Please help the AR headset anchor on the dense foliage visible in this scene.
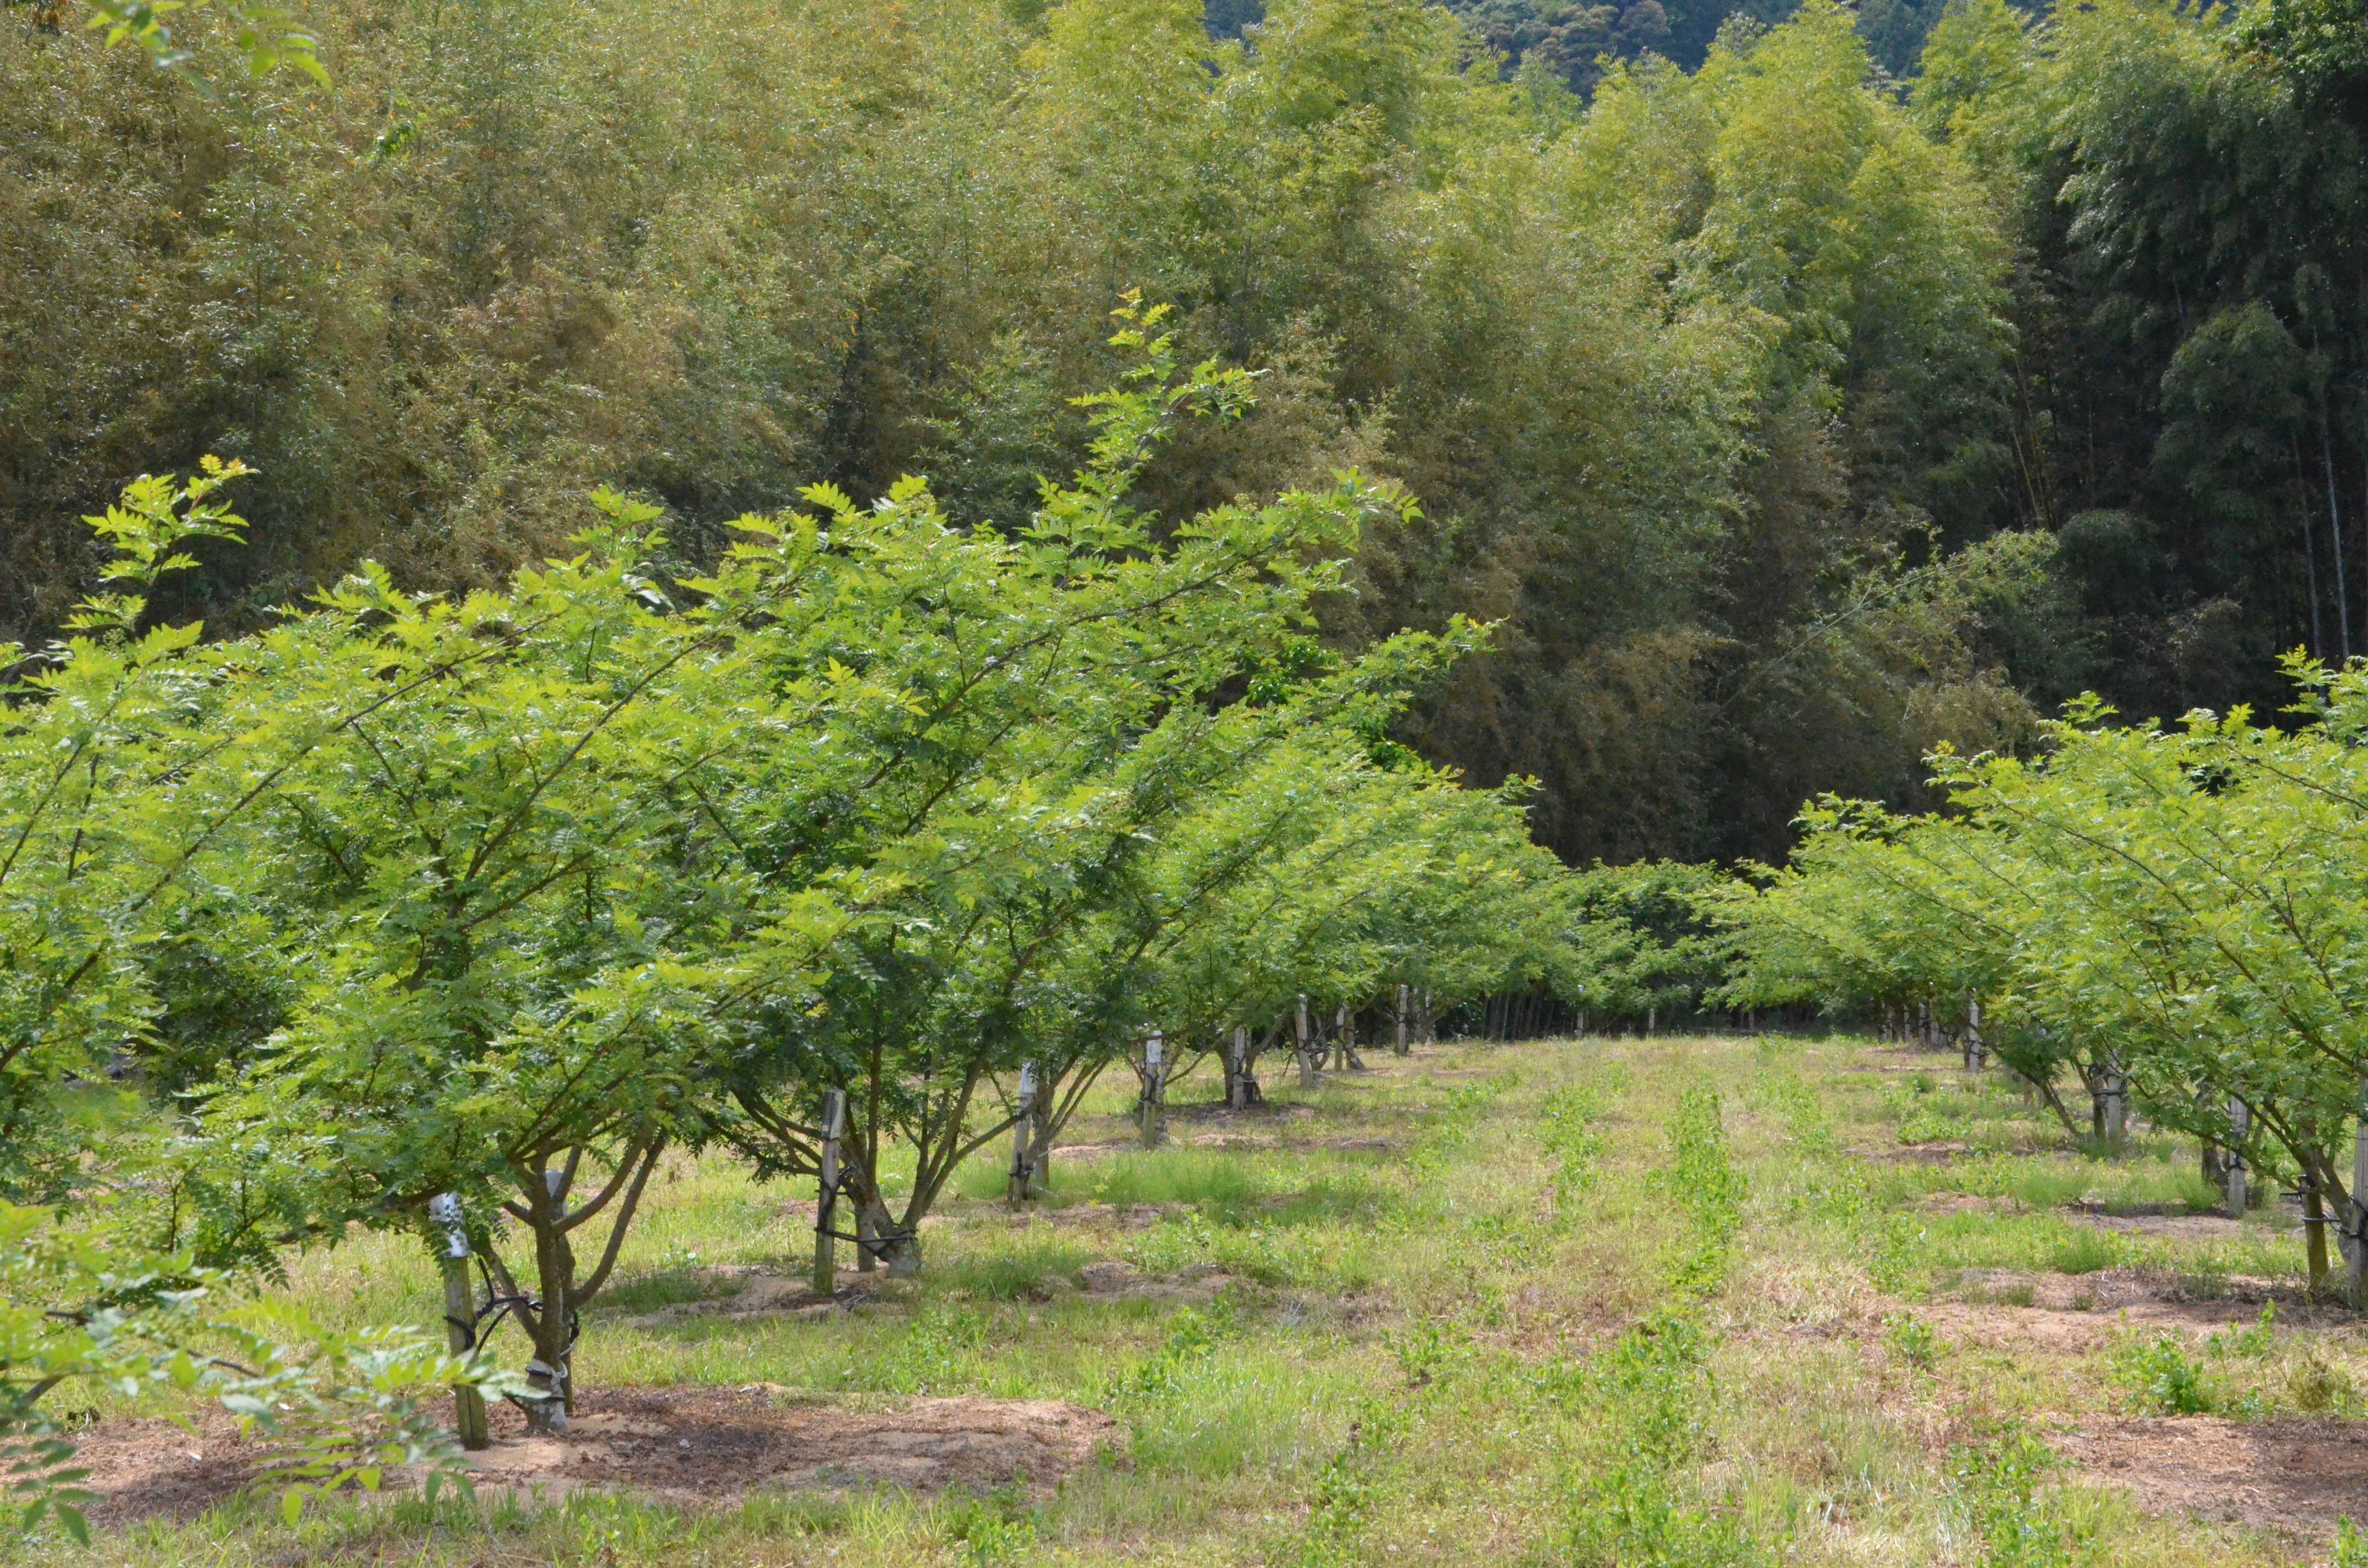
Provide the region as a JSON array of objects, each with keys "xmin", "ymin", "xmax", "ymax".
[
  {"xmin": 0, "ymin": 315, "xmax": 1578, "ymax": 1503},
  {"xmin": 6, "ymin": 0, "xmax": 2083, "ymax": 866},
  {"xmin": 1721, "ymin": 660, "xmax": 2368, "ymax": 1296}
]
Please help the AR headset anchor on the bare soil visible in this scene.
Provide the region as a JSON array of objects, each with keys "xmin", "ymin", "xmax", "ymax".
[
  {"xmin": 69, "ymin": 1386, "xmax": 1122, "ymax": 1529},
  {"xmin": 2056, "ymin": 1416, "xmax": 2368, "ymax": 1537}
]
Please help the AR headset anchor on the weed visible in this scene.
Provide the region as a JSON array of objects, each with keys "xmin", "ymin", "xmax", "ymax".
[
  {"xmin": 940, "ymin": 1487, "xmax": 1037, "ymax": 1565},
  {"xmin": 2111, "ymin": 1331, "xmax": 2211, "ymax": 1415},
  {"xmin": 2047, "ymin": 1229, "xmax": 2116, "ymax": 1275},
  {"xmin": 1949, "ymin": 1427, "xmax": 2092, "ymax": 1568},
  {"xmin": 1111, "ymin": 1302, "xmax": 1229, "ymax": 1402},
  {"xmin": 1883, "ymin": 1311, "xmax": 1940, "ymax": 1368},
  {"xmin": 2335, "ymin": 1515, "xmax": 2368, "ymax": 1568},
  {"xmin": 1868, "ymin": 1213, "xmax": 1928, "ymax": 1295},
  {"xmin": 1385, "ymin": 1318, "xmax": 1462, "ymax": 1388},
  {"xmin": 1662, "ymin": 1088, "xmax": 1746, "ymax": 1229},
  {"xmin": 1899, "ymin": 1107, "xmax": 1968, "ymax": 1145},
  {"xmin": 1540, "ymin": 1084, "xmax": 1607, "ymax": 1204},
  {"xmin": 1566, "ymin": 1310, "xmax": 1764, "ymax": 1566},
  {"xmin": 2284, "ymin": 1348, "xmax": 2355, "ymax": 1413},
  {"xmin": 1294, "ymin": 1395, "xmax": 1410, "ymax": 1566},
  {"xmin": 2205, "ymin": 1302, "xmax": 2277, "ymax": 1358},
  {"xmin": 1751, "ymin": 1070, "xmax": 1838, "ymax": 1159}
]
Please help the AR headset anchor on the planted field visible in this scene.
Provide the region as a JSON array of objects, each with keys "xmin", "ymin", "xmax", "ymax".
[{"xmin": 19, "ymin": 1031, "xmax": 2362, "ymax": 1566}]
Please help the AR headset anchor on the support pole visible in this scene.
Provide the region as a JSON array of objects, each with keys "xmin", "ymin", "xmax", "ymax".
[
  {"xmin": 429, "ymin": 1193, "xmax": 490, "ymax": 1451},
  {"xmin": 1140, "ymin": 1031, "xmax": 1165, "ymax": 1149},
  {"xmin": 1008, "ymin": 1066, "xmax": 1036, "ymax": 1207},
  {"xmin": 2225, "ymin": 1096, "xmax": 2250, "ymax": 1217},
  {"xmin": 814, "ymin": 1089, "xmax": 845, "ymax": 1295},
  {"xmin": 2101, "ymin": 1055, "xmax": 2127, "ymax": 1151},
  {"xmin": 2348, "ymin": 1091, "xmax": 2368, "ymax": 1306}
]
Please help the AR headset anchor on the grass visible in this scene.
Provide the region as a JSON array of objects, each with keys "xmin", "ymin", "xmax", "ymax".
[{"xmin": 12, "ymin": 1033, "xmax": 2361, "ymax": 1566}]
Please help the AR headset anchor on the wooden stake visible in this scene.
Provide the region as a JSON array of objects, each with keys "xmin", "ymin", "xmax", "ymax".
[
  {"xmin": 2102, "ymin": 1055, "xmax": 2127, "ymax": 1150},
  {"xmin": 2226, "ymin": 1095, "xmax": 2249, "ymax": 1217},
  {"xmin": 2348, "ymin": 1090, "xmax": 2368, "ymax": 1306},
  {"xmin": 1140, "ymin": 1031, "xmax": 1164, "ymax": 1149},
  {"xmin": 1009, "ymin": 1065, "xmax": 1036, "ymax": 1207},
  {"xmin": 814, "ymin": 1089, "xmax": 845, "ymax": 1294},
  {"xmin": 429, "ymin": 1193, "xmax": 490, "ymax": 1451}
]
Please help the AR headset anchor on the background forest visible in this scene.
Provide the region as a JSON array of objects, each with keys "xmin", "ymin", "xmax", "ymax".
[{"xmin": 4, "ymin": 0, "xmax": 2363, "ymax": 865}]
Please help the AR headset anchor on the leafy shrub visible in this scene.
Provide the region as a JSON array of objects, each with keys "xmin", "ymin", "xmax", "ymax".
[{"xmin": 2112, "ymin": 1331, "xmax": 2211, "ymax": 1415}]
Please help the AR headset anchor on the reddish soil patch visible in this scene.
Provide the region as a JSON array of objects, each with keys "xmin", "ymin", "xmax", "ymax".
[
  {"xmin": 2057, "ymin": 1416, "xmax": 2368, "ymax": 1536},
  {"xmin": 69, "ymin": 1386, "xmax": 1122, "ymax": 1530},
  {"xmin": 1913, "ymin": 1270, "xmax": 2344, "ymax": 1353}
]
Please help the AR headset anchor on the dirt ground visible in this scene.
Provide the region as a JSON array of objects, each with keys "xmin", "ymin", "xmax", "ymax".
[
  {"xmin": 68, "ymin": 1386, "xmax": 1123, "ymax": 1529},
  {"xmin": 2056, "ymin": 1416, "xmax": 2368, "ymax": 1536}
]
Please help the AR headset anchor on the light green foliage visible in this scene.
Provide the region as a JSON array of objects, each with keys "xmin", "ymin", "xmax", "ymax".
[
  {"xmin": 1566, "ymin": 1312, "xmax": 1764, "ymax": 1567},
  {"xmin": 1723, "ymin": 653, "xmax": 2368, "ymax": 1284},
  {"xmin": 1883, "ymin": 1311, "xmax": 1940, "ymax": 1368},
  {"xmin": 1948, "ymin": 1429, "xmax": 2092, "ymax": 1568},
  {"xmin": 1557, "ymin": 862, "xmax": 1734, "ymax": 1026},
  {"xmin": 1663, "ymin": 1087, "xmax": 1746, "ymax": 1230},
  {"xmin": 79, "ymin": 0, "xmax": 323, "ymax": 83},
  {"xmin": 1, "ymin": 0, "xmax": 2030, "ymax": 870},
  {"xmin": 0, "ymin": 1204, "xmax": 505, "ymax": 1541},
  {"xmin": 2111, "ymin": 1332, "xmax": 2211, "ymax": 1416},
  {"xmin": 1540, "ymin": 1083, "xmax": 1609, "ymax": 1204}
]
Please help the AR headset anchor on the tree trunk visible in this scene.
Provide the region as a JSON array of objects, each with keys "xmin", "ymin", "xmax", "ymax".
[
  {"xmin": 1395, "ymin": 986, "xmax": 1409, "ymax": 1055},
  {"xmin": 495, "ymin": 1140, "xmax": 664, "ymax": 1432},
  {"xmin": 1296, "ymin": 995, "xmax": 1320, "ymax": 1089}
]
